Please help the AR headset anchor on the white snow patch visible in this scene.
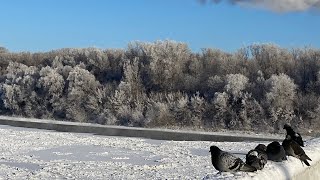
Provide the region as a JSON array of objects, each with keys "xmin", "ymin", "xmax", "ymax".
[{"xmin": 0, "ymin": 125, "xmax": 319, "ymax": 179}]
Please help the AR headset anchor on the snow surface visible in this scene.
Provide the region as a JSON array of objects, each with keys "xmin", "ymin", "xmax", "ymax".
[{"xmin": 0, "ymin": 125, "xmax": 319, "ymax": 179}]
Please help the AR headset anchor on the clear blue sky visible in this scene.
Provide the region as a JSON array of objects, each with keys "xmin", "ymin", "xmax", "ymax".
[{"xmin": 0, "ymin": 0, "xmax": 319, "ymax": 52}]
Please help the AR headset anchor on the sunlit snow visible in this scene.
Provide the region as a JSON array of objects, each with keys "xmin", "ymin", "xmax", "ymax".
[{"xmin": 0, "ymin": 125, "xmax": 319, "ymax": 179}]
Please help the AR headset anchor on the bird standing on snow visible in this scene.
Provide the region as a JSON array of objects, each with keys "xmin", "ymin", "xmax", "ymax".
[
  {"xmin": 246, "ymin": 144, "xmax": 268, "ymax": 170},
  {"xmin": 266, "ymin": 141, "xmax": 287, "ymax": 162},
  {"xmin": 282, "ymin": 134, "xmax": 312, "ymax": 166},
  {"xmin": 209, "ymin": 145, "xmax": 257, "ymax": 172},
  {"xmin": 283, "ymin": 124, "xmax": 304, "ymax": 147}
]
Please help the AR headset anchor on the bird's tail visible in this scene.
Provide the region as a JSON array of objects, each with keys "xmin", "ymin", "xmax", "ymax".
[
  {"xmin": 303, "ymin": 160, "xmax": 310, "ymax": 166},
  {"xmin": 240, "ymin": 164, "xmax": 257, "ymax": 172},
  {"xmin": 302, "ymin": 154, "xmax": 312, "ymax": 161},
  {"xmin": 306, "ymin": 155, "xmax": 312, "ymax": 161}
]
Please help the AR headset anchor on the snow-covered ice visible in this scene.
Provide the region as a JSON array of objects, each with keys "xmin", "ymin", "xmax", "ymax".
[{"xmin": 0, "ymin": 125, "xmax": 319, "ymax": 179}]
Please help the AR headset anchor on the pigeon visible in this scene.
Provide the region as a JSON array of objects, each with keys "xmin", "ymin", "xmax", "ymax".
[
  {"xmin": 209, "ymin": 145, "xmax": 257, "ymax": 172},
  {"xmin": 282, "ymin": 134, "xmax": 312, "ymax": 166},
  {"xmin": 283, "ymin": 124, "xmax": 304, "ymax": 147},
  {"xmin": 246, "ymin": 144, "xmax": 268, "ymax": 170},
  {"xmin": 266, "ymin": 141, "xmax": 287, "ymax": 162}
]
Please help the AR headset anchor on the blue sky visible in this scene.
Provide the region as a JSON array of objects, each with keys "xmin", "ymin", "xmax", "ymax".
[{"xmin": 0, "ymin": 0, "xmax": 319, "ymax": 52}]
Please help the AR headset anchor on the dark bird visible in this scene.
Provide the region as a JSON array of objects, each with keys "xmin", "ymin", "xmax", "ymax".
[
  {"xmin": 209, "ymin": 145, "xmax": 257, "ymax": 172},
  {"xmin": 246, "ymin": 144, "xmax": 268, "ymax": 170},
  {"xmin": 266, "ymin": 141, "xmax": 287, "ymax": 162},
  {"xmin": 282, "ymin": 134, "xmax": 312, "ymax": 166},
  {"xmin": 283, "ymin": 124, "xmax": 304, "ymax": 147}
]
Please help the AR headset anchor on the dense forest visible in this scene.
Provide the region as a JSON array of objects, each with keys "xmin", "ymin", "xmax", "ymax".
[{"xmin": 1, "ymin": 41, "xmax": 320, "ymax": 134}]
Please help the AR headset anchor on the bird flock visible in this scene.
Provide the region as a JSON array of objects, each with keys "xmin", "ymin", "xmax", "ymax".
[{"xmin": 209, "ymin": 124, "xmax": 312, "ymax": 173}]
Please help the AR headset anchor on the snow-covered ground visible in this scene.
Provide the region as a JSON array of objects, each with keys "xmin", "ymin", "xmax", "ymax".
[{"xmin": 0, "ymin": 125, "xmax": 319, "ymax": 180}]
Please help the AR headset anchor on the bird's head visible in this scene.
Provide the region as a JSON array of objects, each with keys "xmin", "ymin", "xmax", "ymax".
[
  {"xmin": 255, "ymin": 144, "xmax": 267, "ymax": 152},
  {"xmin": 209, "ymin": 145, "xmax": 221, "ymax": 154},
  {"xmin": 267, "ymin": 141, "xmax": 281, "ymax": 152},
  {"xmin": 283, "ymin": 123, "xmax": 292, "ymax": 130},
  {"xmin": 249, "ymin": 150, "xmax": 259, "ymax": 157}
]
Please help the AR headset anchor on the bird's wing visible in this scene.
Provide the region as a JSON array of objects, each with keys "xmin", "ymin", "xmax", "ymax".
[
  {"xmin": 229, "ymin": 158, "xmax": 243, "ymax": 171},
  {"xmin": 296, "ymin": 133, "xmax": 304, "ymax": 146},
  {"xmin": 220, "ymin": 152, "xmax": 242, "ymax": 171},
  {"xmin": 291, "ymin": 141, "xmax": 305, "ymax": 157},
  {"xmin": 259, "ymin": 151, "xmax": 268, "ymax": 164}
]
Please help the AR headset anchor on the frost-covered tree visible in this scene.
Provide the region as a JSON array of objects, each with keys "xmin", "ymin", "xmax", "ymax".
[
  {"xmin": 142, "ymin": 40, "xmax": 191, "ymax": 91},
  {"xmin": 308, "ymin": 99, "xmax": 320, "ymax": 130},
  {"xmin": 104, "ymin": 49, "xmax": 125, "ymax": 82},
  {"xmin": 171, "ymin": 93, "xmax": 191, "ymax": 126},
  {"xmin": 292, "ymin": 48, "xmax": 320, "ymax": 92},
  {"xmin": 66, "ymin": 65, "xmax": 101, "ymax": 122},
  {"xmin": 250, "ymin": 70, "xmax": 266, "ymax": 102},
  {"xmin": 238, "ymin": 93, "xmax": 267, "ymax": 131},
  {"xmin": 146, "ymin": 100, "xmax": 174, "ymax": 127},
  {"xmin": 225, "ymin": 73, "xmax": 249, "ymax": 98},
  {"xmin": 146, "ymin": 91, "xmax": 193, "ymax": 127},
  {"xmin": 295, "ymin": 92, "xmax": 318, "ymax": 128},
  {"xmin": 249, "ymin": 44, "xmax": 293, "ymax": 78},
  {"xmin": 206, "ymin": 75, "xmax": 225, "ymax": 99},
  {"xmin": 266, "ymin": 73, "xmax": 297, "ymax": 131},
  {"xmin": 109, "ymin": 58, "xmax": 147, "ymax": 126},
  {"xmin": 37, "ymin": 66, "xmax": 65, "ymax": 118},
  {"xmin": 182, "ymin": 55, "xmax": 205, "ymax": 93},
  {"xmin": 225, "ymin": 74, "xmax": 250, "ymax": 129},
  {"xmin": 201, "ymin": 48, "xmax": 230, "ymax": 76},
  {"xmin": 190, "ymin": 92, "xmax": 205, "ymax": 127},
  {"xmin": 212, "ymin": 73, "xmax": 260, "ymax": 130},
  {"xmin": 213, "ymin": 92, "xmax": 229, "ymax": 128},
  {"xmin": 1, "ymin": 62, "xmax": 40, "ymax": 116}
]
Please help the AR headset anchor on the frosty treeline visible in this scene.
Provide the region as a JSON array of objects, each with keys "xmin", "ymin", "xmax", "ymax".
[{"xmin": 1, "ymin": 41, "xmax": 320, "ymax": 133}]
